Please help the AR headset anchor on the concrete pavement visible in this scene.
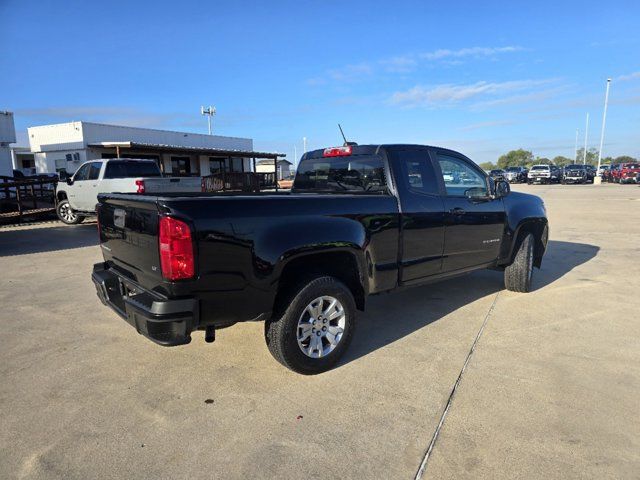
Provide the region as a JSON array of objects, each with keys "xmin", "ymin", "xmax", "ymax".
[{"xmin": 0, "ymin": 183, "xmax": 638, "ymax": 479}]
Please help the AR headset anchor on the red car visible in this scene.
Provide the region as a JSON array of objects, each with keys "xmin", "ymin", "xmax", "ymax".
[{"xmin": 616, "ymin": 163, "xmax": 640, "ymax": 184}]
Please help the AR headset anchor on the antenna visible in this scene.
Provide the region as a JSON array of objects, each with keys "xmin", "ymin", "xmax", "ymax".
[
  {"xmin": 338, "ymin": 124, "xmax": 348, "ymax": 145},
  {"xmin": 201, "ymin": 105, "xmax": 216, "ymax": 135},
  {"xmin": 338, "ymin": 124, "xmax": 357, "ymax": 147}
]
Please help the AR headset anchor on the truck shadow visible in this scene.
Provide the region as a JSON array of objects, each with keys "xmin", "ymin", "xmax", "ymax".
[
  {"xmin": 0, "ymin": 222, "xmax": 98, "ymax": 257},
  {"xmin": 341, "ymin": 240, "xmax": 599, "ymax": 367}
]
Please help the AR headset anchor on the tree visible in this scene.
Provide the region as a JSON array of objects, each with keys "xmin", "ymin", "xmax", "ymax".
[
  {"xmin": 552, "ymin": 156, "xmax": 573, "ymax": 167},
  {"xmin": 479, "ymin": 161, "xmax": 496, "ymax": 171},
  {"xmin": 535, "ymin": 157, "xmax": 551, "ymax": 165},
  {"xmin": 613, "ymin": 155, "xmax": 637, "ymax": 164},
  {"xmin": 575, "ymin": 147, "xmax": 599, "ymax": 166},
  {"xmin": 497, "ymin": 149, "xmax": 534, "ymax": 169}
]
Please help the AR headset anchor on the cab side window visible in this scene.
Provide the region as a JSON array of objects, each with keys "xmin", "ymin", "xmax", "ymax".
[
  {"xmin": 437, "ymin": 154, "xmax": 487, "ymax": 197},
  {"xmin": 88, "ymin": 162, "xmax": 102, "ymax": 180},
  {"xmin": 73, "ymin": 163, "xmax": 91, "ymax": 181},
  {"xmin": 388, "ymin": 149, "xmax": 439, "ymax": 195}
]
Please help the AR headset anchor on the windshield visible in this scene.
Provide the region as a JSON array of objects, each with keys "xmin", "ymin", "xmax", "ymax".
[
  {"xmin": 506, "ymin": 167, "xmax": 520, "ymax": 172},
  {"xmin": 566, "ymin": 165, "xmax": 585, "ymax": 169},
  {"xmin": 103, "ymin": 161, "xmax": 161, "ymax": 179},
  {"xmin": 293, "ymin": 155, "xmax": 387, "ymax": 193},
  {"xmin": 531, "ymin": 166, "xmax": 549, "ymax": 171},
  {"xmin": 623, "ymin": 163, "xmax": 640, "ymax": 168}
]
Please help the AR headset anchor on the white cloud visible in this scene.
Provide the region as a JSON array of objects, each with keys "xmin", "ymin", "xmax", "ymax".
[
  {"xmin": 420, "ymin": 46, "xmax": 523, "ymax": 61},
  {"xmin": 379, "ymin": 55, "xmax": 417, "ymax": 73},
  {"xmin": 389, "ymin": 79, "xmax": 552, "ymax": 107},
  {"xmin": 327, "ymin": 63, "xmax": 373, "ymax": 82},
  {"xmin": 306, "ymin": 46, "xmax": 524, "ymax": 85},
  {"xmin": 617, "ymin": 71, "xmax": 640, "ymax": 82}
]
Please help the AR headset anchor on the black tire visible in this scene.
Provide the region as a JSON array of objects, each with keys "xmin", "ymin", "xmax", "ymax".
[
  {"xmin": 504, "ymin": 233, "xmax": 534, "ymax": 293},
  {"xmin": 265, "ymin": 276, "xmax": 356, "ymax": 375},
  {"xmin": 56, "ymin": 200, "xmax": 85, "ymax": 225}
]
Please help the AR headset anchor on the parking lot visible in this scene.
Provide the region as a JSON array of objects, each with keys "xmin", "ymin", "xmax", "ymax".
[{"xmin": 1, "ymin": 183, "xmax": 639, "ymax": 479}]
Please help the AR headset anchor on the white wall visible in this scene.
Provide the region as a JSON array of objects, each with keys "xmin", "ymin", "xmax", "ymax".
[
  {"xmin": 81, "ymin": 122, "xmax": 253, "ymax": 151},
  {"xmin": 0, "ymin": 112, "xmax": 17, "ymax": 144},
  {"xmin": 0, "ymin": 147, "xmax": 12, "ymax": 177},
  {"xmin": 28, "ymin": 122, "xmax": 85, "ymax": 152}
]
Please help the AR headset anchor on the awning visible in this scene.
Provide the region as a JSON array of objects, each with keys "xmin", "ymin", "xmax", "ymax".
[{"xmin": 88, "ymin": 141, "xmax": 285, "ymax": 159}]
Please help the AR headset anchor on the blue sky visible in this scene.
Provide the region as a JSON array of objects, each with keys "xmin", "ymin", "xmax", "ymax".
[{"xmin": 1, "ymin": 0, "xmax": 639, "ymax": 164}]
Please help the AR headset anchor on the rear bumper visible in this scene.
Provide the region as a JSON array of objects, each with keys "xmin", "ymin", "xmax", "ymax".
[{"xmin": 92, "ymin": 262, "xmax": 198, "ymax": 346}]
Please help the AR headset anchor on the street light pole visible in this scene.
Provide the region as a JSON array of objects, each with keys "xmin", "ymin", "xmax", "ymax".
[
  {"xmin": 582, "ymin": 113, "xmax": 589, "ymax": 165},
  {"xmin": 596, "ymin": 78, "xmax": 612, "ymax": 172},
  {"xmin": 303, "ymin": 137, "xmax": 307, "ymax": 153},
  {"xmin": 574, "ymin": 128, "xmax": 579, "ymax": 162}
]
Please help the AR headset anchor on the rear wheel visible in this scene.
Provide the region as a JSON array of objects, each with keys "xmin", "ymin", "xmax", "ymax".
[
  {"xmin": 57, "ymin": 200, "xmax": 84, "ymax": 225},
  {"xmin": 504, "ymin": 233, "xmax": 534, "ymax": 293},
  {"xmin": 265, "ymin": 276, "xmax": 356, "ymax": 374}
]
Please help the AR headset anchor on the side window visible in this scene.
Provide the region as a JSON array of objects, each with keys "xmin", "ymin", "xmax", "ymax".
[
  {"xmin": 389, "ymin": 149, "xmax": 439, "ymax": 194},
  {"xmin": 73, "ymin": 163, "xmax": 91, "ymax": 181},
  {"xmin": 88, "ymin": 162, "xmax": 102, "ymax": 180},
  {"xmin": 437, "ymin": 154, "xmax": 487, "ymax": 197}
]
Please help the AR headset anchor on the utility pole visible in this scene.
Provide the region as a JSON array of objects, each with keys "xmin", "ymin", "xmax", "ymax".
[
  {"xmin": 582, "ymin": 113, "xmax": 589, "ymax": 165},
  {"xmin": 574, "ymin": 129, "xmax": 579, "ymax": 162},
  {"xmin": 200, "ymin": 105, "xmax": 216, "ymax": 135},
  {"xmin": 596, "ymin": 78, "xmax": 612, "ymax": 172}
]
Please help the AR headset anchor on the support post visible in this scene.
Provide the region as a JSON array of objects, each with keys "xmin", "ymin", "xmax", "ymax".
[{"xmin": 274, "ymin": 157, "xmax": 279, "ymax": 192}]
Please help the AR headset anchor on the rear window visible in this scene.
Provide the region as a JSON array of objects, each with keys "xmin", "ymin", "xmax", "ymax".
[
  {"xmin": 624, "ymin": 163, "xmax": 640, "ymax": 168},
  {"xmin": 293, "ymin": 155, "xmax": 387, "ymax": 193},
  {"xmin": 566, "ymin": 165, "xmax": 585, "ymax": 169},
  {"xmin": 104, "ymin": 161, "xmax": 161, "ymax": 179}
]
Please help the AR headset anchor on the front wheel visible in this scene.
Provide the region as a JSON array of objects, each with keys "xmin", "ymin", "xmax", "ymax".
[
  {"xmin": 57, "ymin": 200, "xmax": 85, "ymax": 225},
  {"xmin": 504, "ymin": 233, "xmax": 534, "ymax": 293},
  {"xmin": 265, "ymin": 276, "xmax": 356, "ymax": 374}
]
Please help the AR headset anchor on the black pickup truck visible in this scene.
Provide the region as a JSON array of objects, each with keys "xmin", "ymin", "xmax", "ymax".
[{"xmin": 92, "ymin": 144, "xmax": 548, "ymax": 374}]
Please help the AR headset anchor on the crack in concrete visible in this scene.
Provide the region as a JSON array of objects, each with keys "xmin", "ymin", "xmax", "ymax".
[{"xmin": 414, "ymin": 292, "xmax": 500, "ymax": 480}]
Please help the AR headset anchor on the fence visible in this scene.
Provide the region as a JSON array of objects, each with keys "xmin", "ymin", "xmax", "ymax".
[
  {"xmin": 0, "ymin": 176, "xmax": 58, "ymax": 222},
  {"xmin": 201, "ymin": 172, "xmax": 277, "ymax": 193}
]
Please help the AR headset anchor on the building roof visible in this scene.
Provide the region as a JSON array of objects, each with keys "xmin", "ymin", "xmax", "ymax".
[
  {"xmin": 256, "ymin": 159, "xmax": 293, "ymax": 165},
  {"xmin": 88, "ymin": 141, "xmax": 285, "ymax": 159}
]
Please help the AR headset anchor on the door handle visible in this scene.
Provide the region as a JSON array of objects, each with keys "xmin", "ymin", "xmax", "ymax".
[{"xmin": 449, "ymin": 207, "xmax": 466, "ymax": 215}]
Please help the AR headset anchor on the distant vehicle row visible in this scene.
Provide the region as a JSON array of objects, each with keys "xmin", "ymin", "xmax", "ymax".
[{"xmin": 601, "ymin": 163, "xmax": 640, "ymax": 184}]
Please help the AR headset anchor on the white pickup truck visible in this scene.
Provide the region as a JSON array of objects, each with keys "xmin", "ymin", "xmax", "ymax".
[{"xmin": 56, "ymin": 159, "xmax": 201, "ymax": 224}]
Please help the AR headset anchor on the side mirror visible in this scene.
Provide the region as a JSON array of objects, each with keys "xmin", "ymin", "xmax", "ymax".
[
  {"xmin": 494, "ymin": 179, "xmax": 511, "ymax": 198},
  {"xmin": 464, "ymin": 187, "xmax": 488, "ymax": 199},
  {"xmin": 58, "ymin": 170, "xmax": 68, "ymax": 181}
]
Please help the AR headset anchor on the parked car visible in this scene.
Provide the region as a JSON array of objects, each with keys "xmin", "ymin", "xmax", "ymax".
[
  {"xmin": 562, "ymin": 164, "xmax": 594, "ymax": 184},
  {"xmin": 92, "ymin": 143, "xmax": 549, "ymax": 374},
  {"xmin": 597, "ymin": 164, "xmax": 610, "ymax": 177},
  {"xmin": 617, "ymin": 163, "xmax": 640, "ymax": 184},
  {"xmin": 489, "ymin": 169, "xmax": 506, "ymax": 181},
  {"xmin": 603, "ymin": 163, "xmax": 618, "ymax": 182},
  {"xmin": 504, "ymin": 166, "xmax": 528, "ymax": 183},
  {"xmin": 527, "ymin": 164, "xmax": 561, "ymax": 184},
  {"xmin": 56, "ymin": 159, "xmax": 201, "ymax": 225}
]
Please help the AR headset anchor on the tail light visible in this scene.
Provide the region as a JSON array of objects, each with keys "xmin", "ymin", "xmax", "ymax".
[
  {"xmin": 135, "ymin": 179, "xmax": 145, "ymax": 194},
  {"xmin": 323, "ymin": 146, "xmax": 352, "ymax": 157},
  {"xmin": 159, "ymin": 216, "xmax": 194, "ymax": 280}
]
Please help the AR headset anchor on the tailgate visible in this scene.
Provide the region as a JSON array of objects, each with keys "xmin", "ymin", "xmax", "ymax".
[{"xmin": 97, "ymin": 195, "xmax": 163, "ymax": 286}]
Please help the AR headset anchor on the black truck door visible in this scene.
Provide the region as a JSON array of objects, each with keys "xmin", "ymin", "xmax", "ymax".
[
  {"xmin": 386, "ymin": 147, "xmax": 446, "ymax": 283},
  {"xmin": 432, "ymin": 150, "xmax": 506, "ymax": 272}
]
